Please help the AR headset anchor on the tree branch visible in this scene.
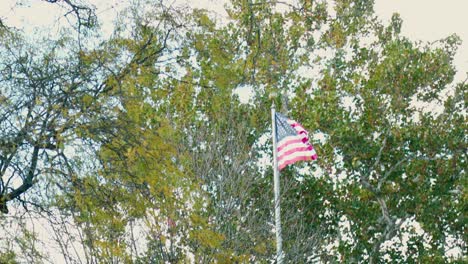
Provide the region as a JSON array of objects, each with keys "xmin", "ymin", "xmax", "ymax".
[{"xmin": 1, "ymin": 145, "xmax": 40, "ymax": 213}]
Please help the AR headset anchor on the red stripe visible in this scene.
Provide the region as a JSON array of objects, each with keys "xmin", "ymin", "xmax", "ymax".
[
  {"xmin": 278, "ymin": 151, "xmax": 316, "ymax": 167},
  {"xmin": 278, "ymin": 155, "xmax": 313, "ymax": 170},
  {"xmin": 278, "ymin": 150, "xmax": 314, "ymax": 163},
  {"xmin": 278, "ymin": 153, "xmax": 318, "ymax": 170},
  {"xmin": 277, "ymin": 137, "xmax": 307, "ymax": 152},
  {"xmin": 277, "ymin": 146, "xmax": 313, "ymax": 161}
]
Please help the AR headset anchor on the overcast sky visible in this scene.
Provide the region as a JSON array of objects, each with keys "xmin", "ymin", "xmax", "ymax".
[
  {"xmin": 1, "ymin": 0, "xmax": 467, "ymax": 81},
  {"xmin": 374, "ymin": 0, "xmax": 468, "ymax": 82}
]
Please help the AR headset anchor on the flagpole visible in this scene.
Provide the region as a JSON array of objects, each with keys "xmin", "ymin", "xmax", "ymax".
[{"xmin": 271, "ymin": 101, "xmax": 284, "ymax": 263}]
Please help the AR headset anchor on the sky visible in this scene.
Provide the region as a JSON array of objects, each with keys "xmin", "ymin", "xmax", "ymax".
[
  {"xmin": 191, "ymin": 0, "xmax": 468, "ymax": 82},
  {"xmin": 374, "ymin": 0, "xmax": 468, "ymax": 82},
  {"xmin": 1, "ymin": 0, "xmax": 467, "ymax": 82}
]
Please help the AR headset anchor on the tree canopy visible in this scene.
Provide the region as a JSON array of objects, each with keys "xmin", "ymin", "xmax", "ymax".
[{"xmin": 0, "ymin": 0, "xmax": 466, "ymax": 263}]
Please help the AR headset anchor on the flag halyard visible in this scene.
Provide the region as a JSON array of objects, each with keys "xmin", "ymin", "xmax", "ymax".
[{"xmin": 275, "ymin": 113, "xmax": 317, "ymax": 170}]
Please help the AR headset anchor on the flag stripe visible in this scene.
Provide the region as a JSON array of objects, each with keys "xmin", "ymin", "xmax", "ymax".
[
  {"xmin": 278, "ymin": 152, "xmax": 317, "ymax": 170},
  {"xmin": 279, "ymin": 156, "xmax": 313, "ymax": 170},
  {"xmin": 277, "ymin": 141, "xmax": 311, "ymax": 157},
  {"xmin": 278, "ymin": 149, "xmax": 317, "ymax": 163},
  {"xmin": 278, "ymin": 146, "xmax": 314, "ymax": 161},
  {"xmin": 277, "ymin": 136, "xmax": 307, "ymax": 152}
]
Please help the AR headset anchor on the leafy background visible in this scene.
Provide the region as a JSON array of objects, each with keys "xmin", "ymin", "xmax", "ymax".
[{"xmin": 0, "ymin": 0, "xmax": 466, "ymax": 263}]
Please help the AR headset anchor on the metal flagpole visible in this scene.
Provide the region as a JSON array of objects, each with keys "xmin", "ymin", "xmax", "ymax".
[{"xmin": 271, "ymin": 101, "xmax": 284, "ymax": 263}]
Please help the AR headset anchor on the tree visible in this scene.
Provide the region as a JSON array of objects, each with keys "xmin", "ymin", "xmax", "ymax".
[
  {"xmin": 187, "ymin": 0, "xmax": 466, "ymax": 262},
  {"xmin": 44, "ymin": 2, "xmax": 229, "ymax": 262},
  {"xmin": 256, "ymin": 1, "xmax": 465, "ymax": 262},
  {"xmin": 0, "ymin": 30, "xmax": 87, "ymax": 214},
  {"xmin": 0, "ymin": 0, "xmax": 465, "ymax": 263},
  {"xmin": 297, "ymin": 12, "xmax": 466, "ymax": 264},
  {"xmin": 41, "ymin": 0, "xmax": 97, "ymax": 30}
]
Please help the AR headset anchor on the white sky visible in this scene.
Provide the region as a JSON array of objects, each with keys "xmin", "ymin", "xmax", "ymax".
[
  {"xmin": 374, "ymin": 0, "xmax": 468, "ymax": 82},
  {"xmin": 1, "ymin": 0, "xmax": 466, "ymax": 81},
  {"xmin": 175, "ymin": 0, "xmax": 468, "ymax": 82}
]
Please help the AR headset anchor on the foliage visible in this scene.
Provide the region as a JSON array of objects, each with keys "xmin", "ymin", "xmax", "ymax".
[
  {"xmin": 0, "ymin": 0, "xmax": 466, "ymax": 263},
  {"xmin": 0, "ymin": 250, "xmax": 17, "ymax": 264}
]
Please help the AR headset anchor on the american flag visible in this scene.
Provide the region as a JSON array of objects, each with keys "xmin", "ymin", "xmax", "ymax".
[{"xmin": 275, "ymin": 113, "xmax": 317, "ymax": 170}]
